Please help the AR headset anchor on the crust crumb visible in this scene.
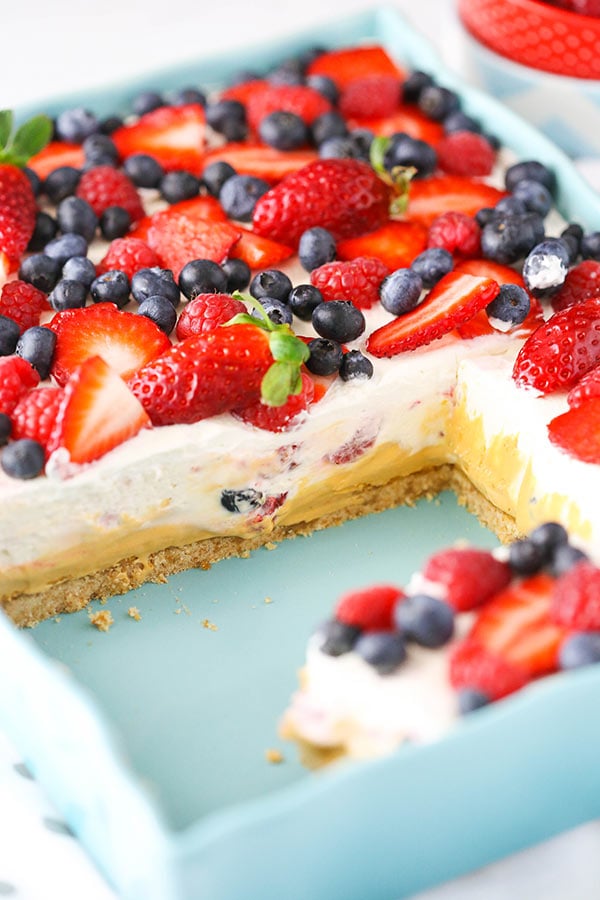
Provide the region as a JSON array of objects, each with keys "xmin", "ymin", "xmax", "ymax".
[
  {"xmin": 128, "ymin": 606, "xmax": 141, "ymax": 621},
  {"xmin": 265, "ymin": 748, "xmax": 284, "ymax": 764},
  {"xmin": 89, "ymin": 609, "xmax": 114, "ymax": 632},
  {"xmin": 265, "ymin": 542, "xmax": 277, "ymax": 551},
  {"xmin": 202, "ymin": 618, "xmax": 218, "ymax": 631},
  {"xmin": 264, "ymin": 596, "xmax": 273, "ymax": 605}
]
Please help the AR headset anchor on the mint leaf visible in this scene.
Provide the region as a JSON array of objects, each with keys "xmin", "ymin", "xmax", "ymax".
[
  {"xmin": 269, "ymin": 329, "xmax": 309, "ymax": 365},
  {"xmin": 10, "ymin": 115, "xmax": 53, "ymax": 160},
  {"xmin": 0, "ymin": 111, "xmax": 13, "ymax": 150},
  {"xmin": 261, "ymin": 361, "xmax": 302, "ymax": 407}
]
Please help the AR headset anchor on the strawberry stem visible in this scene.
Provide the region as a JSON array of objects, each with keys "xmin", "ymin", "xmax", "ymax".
[
  {"xmin": 369, "ymin": 135, "xmax": 416, "ymax": 217},
  {"xmin": 0, "ymin": 110, "xmax": 53, "ymax": 167}
]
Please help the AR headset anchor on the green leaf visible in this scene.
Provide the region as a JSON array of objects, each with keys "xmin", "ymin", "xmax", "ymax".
[
  {"xmin": 0, "ymin": 111, "xmax": 13, "ymax": 150},
  {"xmin": 261, "ymin": 361, "xmax": 302, "ymax": 407},
  {"xmin": 268, "ymin": 329, "xmax": 309, "ymax": 365},
  {"xmin": 10, "ymin": 115, "xmax": 53, "ymax": 160}
]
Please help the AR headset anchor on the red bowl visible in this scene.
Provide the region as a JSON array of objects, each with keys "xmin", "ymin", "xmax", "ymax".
[{"xmin": 458, "ymin": 0, "xmax": 600, "ymax": 79}]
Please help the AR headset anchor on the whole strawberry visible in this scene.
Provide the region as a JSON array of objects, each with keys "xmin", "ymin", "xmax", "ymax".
[{"xmin": 252, "ymin": 158, "xmax": 391, "ymax": 246}]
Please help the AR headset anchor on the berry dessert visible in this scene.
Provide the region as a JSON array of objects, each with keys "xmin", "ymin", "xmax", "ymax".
[
  {"xmin": 1, "ymin": 42, "xmax": 600, "ymax": 628},
  {"xmin": 281, "ymin": 522, "xmax": 599, "ymax": 763}
]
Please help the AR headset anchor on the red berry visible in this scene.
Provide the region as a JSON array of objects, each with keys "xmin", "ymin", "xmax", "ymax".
[
  {"xmin": 0, "ymin": 165, "xmax": 37, "ymax": 267},
  {"xmin": 548, "ymin": 397, "xmax": 600, "ymax": 463},
  {"xmin": 232, "ymin": 371, "xmax": 315, "ymax": 432},
  {"xmin": 436, "ymin": 131, "xmax": 496, "ymax": 177},
  {"xmin": 422, "ymin": 546, "xmax": 512, "ymax": 612},
  {"xmin": 0, "ymin": 280, "xmax": 50, "ymax": 334},
  {"xmin": 551, "ymin": 260, "xmax": 600, "ymax": 312},
  {"xmin": 310, "ymin": 257, "xmax": 389, "ymax": 309},
  {"xmin": 307, "ymin": 45, "xmax": 404, "ymax": 89},
  {"xmin": 112, "ymin": 104, "xmax": 206, "ymax": 176},
  {"xmin": 567, "ymin": 364, "xmax": 600, "ymax": 408},
  {"xmin": 449, "ymin": 640, "xmax": 528, "ymax": 700},
  {"xmin": 427, "ymin": 211, "xmax": 481, "ymax": 258},
  {"xmin": 406, "ymin": 175, "xmax": 505, "ymax": 226},
  {"xmin": 325, "ymin": 424, "xmax": 379, "ymax": 465},
  {"xmin": 337, "ymin": 220, "xmax": 428, "ymax": 271},
  {"xmin": 551, "ymin": 560, "xmax": 600, "ymax": 630},
  {"xmin": 339, "ymin": 75, "xmax": 401, "ymax": 120},
  {"xmin": 335, "ymin": 584, "xmax": 404, "ymax": 632},
  {"xmin": 97, "ymin": 237, "xmax": 161, "ymax": 279},
  {"xmin": 76, "ymin": 165, "xmax": 144, "ymax": 222},
  {"xmin": 145, "ymin": 208, "xmax": 241, "ymax": 278},
  {"xmin": 244, "ymin": 84, "xmax": 332, "ymax": 131},
  {"xmin": 11, "ymin": 386, "xmax": 64, "ymax": 456},
  {"xmin": 0, "ymin": 356, "xmax": 40, "ymax": 416},
  {"xmin": 175, "ymin": 293, "xmax": 247, "ymax": 340}
]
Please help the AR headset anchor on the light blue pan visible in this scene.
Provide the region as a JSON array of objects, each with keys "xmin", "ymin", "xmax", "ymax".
[{"xmin": 3, "ymin": 7, "xmax": 600, "ymax": 899}]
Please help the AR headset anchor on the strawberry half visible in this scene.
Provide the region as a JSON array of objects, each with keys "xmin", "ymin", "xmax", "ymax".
[
  {"xmin": 336, "ymin": 219, "xmax": 428, "ymax": 270},
  {"xmin": 243, "ymin": 84, "xmax": 332, "ymax": 131},
  {"xmin": 548, "ymin": 397, "xmax": 600, "ymax": 464},
  {"xmin": 145, "ymin": 208, "xmax": 241, "ymax": 277},
  {"xmin": 307, "ymin": 45, "xmax": 405, "ymax": 88},
  {"xmin": 49, "ymin": 303, "xmax": 171, "ymax": 386},
  {"xmin": 202, "ymin": 144, "xmax": 318, "ymax": 182},
  {"xmin": 405, "ymin": 175, "xmax": 506, "ymax": 226},
  {"xmin": 112, "ymin": 103, "xmax": 206, "ymax": 175},
  {"xmin": 454, "ymin": 259, "xmax": 544, "ymax": 339},
  {"xmin": 27, "ymin": 140, "xmax": 85, "ymax": 179},
  {"xmin": 348, "ymin": 108, "xmax": 444, "ymax": 146},
  {"xmin": 367, "ymin": 271, "xmax": 500, "ymax": 357},
  {"xmin": 48, "ymin": 355, "xmax": 150, "ymax": 466},
  {"xmin": 422, "ymin": 546, "xmax": 512, "ymax": 612},
  {"xmin": 229, "ymin": 228, "xmax": 294, "ymax": 269}
]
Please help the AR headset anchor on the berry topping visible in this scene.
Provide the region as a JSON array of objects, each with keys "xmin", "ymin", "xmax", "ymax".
[
  {"xmin": 318, "ymin": 619, "xmax": 361, "ymax": 657},
  {"xmin": 335, "ymin": 584, "xmax": 404, "ymax": 632},
  {"xmin": 338, "ymin": 75, "xmax": 401, "ymax": 120},
  {"xmin": 354, "ymin": 630, "xmax": 407, "ymax": 674},
  {"xmin": 567, "ymin": 364, "xmax": 600, "ymax": 408},
  {"xmin": 449, "ymin": 640, "xmax": 528, "ymax": 701},
  {"xmin": 1, "ymin": 438, "xmax": 45, "ymax": 480},
  {"xmin": 243, "ymin": 83, "xmax": 332, "ymax": 132},
  {"xmin": 395, "ymin": 593, "xmax": 455, "ymax": 648},
  {"xmin": 16, "ymin": 325, "xmax": 57, "ymax": 380},
  {"xmin": 97, "ymin": 237, "xmax": 161, "ymax": 280},
  {"xmin": 521, "ymin": 238, "xmax": 570, "ymax": 295},
  {"xmin": 485, "ymin": 283, "xmax": 530, "ymax": 328},
  {"xmin": 11, "ymin": 386, "xmax": 64, "ymax": 456},
  {"xmin": 405, "ymin": 175, "xmax": 505, "ymax": 226},
  {"xmin": 0, "ymin": 280, "xmax": 50, "ymax": 334},
  {"xmin": 112, "ymin": 103, "xmax": 206, "ymax": 175},
  {"xmin": 310, "ymin": 257, "xmax": 389, "ymax": 309},
  {"xmin": 379, "ymin": 268, "xmax": 423, "ymax": 316},
  {"xmin": 427, "ymin": 211, "xmax": 481, "ymax": 258},
  {"xmin": 435, "ymin": 131, "xmax": 496, "ymax": 177},
  {"xmin": 548, "ymin": 398, "xmax": 600, "ymax": 464},
  {"xmin": 0, "ymin": 356, "xmax": 40, "ymax": 416},
  {"xmin": 551, "ymin": 560, "xmax": 600, "ymax": 631},
  {"xmin": 307, "ymin": 45, "xmax": 404, "ymax": 90},
  {"xmin": 76, "ymin": 165, "xmax": 144, "ymax": 222},
  {"xmin": 422, "ymin": 546, "xmax": 512, "ymax": 612},
  {"xmin": 298, "ymin": 226, "xmax": 337, "ymax": 272},
  {"xmin": 312, "ymin": 300, "xmax": 365, "ymax": 343},
  {"xmin": 232, "ymin": 370, "xmax": 314, "ymax": 432},
  {"xmin": 336, "ymin": 220, "xmax": 428, "ymax": 271},
  {"xmin": 175, "ymin": 293, "xmax": 247, "ymax": 339},
  {"xmin": 145, "ymin": 207, "xmax": 241, "ymax": 278},
  {"xmin": 559, "ymin": 632, "xmax": 600, "ymax": 671},
  {"xmin": 551, "ymin": 260, "xmax": 600, "ymax": 313}
]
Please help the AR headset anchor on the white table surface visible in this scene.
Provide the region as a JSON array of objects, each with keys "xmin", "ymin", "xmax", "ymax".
[{"xmin": 2, "ymin": 1, "xmax": 600, "ymax": 897}]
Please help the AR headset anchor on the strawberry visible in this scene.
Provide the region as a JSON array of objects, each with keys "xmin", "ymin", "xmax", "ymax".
[
  {"xmin": 454, "ymin": 259, "xmax": 544, "ymax": 339},
  {"xmin": 336, "ymin": 220, "xmax": 428, "ymax": 270},
  {"xmin": 47, "ymin": 355, "xmax": 150, "ymax": 465},
  {"xmin": 567, "ymin": 364, "xmax": 600, "ymax": 408},
  {"xmin": 449, "ymin": 640, "xmax": 529, "ymax": 700},
  {"xmin": 436, "ymin": 131, "xmax": 496, "ymax": 177},
  {"xmin": 339, "ymin": 75, "xmax": 401, "ymax": 120},
  {"xmin": 307, "ymin": 45, "xmax": 405, "ymax": 89},
  {"xmin": 49, "ymin": 303, "xmax": 171, "ymax": 386},
  {"xmin": 310, "ymin": 257, "xmax": 389, "ymax": 310},
  {"xmin": 11, "ymin": 386, "xmax": 64, "ymax": 456},
  {"xmin": 219, "ymin": 79, "xmax": 269, "ymax": 106},
  {"xmin": 252, "ymin": 158, "xmax": 391, "ymax": 247},
  {"xmin": 422, "ymin": 546, "xmax": 512, "ymax": 612},
  {"xmin": 97, "ymin": 237, "xmax": 161, "ymax": 279},
  {"xmin": 112, "ymin": 103, "xmax": 206, "ymax": 175},
  {"xmin": 348, "ymin": 108, "xmax": 444, "ymax": 146},
  {"xmin": 335, "ymin": 584, "xmax": 404, "ymax": 632},
  {"xmin": 243, "ymin": 84, "xmax": 332, "ymax": 132},
  {"xmin": 0, "ymin": 280, "xmax": 51, "ymax": 334},
  {"xmin": 76, "ymin": 165, "xmax": 144, "ymax": 223},
  {"xmin": 229, "ymin": 228, "xmax": 294, "ymax": 269},
  {"xmin": 551, "ymin": 260, "xmax": 600, "ymax": 313},
  {"xmin": 551, "ymin": 560, "xmax": 600, "ymax": 630},
  {"xmin": 130, "ymin": 195, "xmax": 228, "ymax": 242},
  {"xmin": 427, "ymin": 211, "xmax": 481, "ymax": 257},
  {"xmin": 175, "ymin": 293, "xmax": 246, "ymax": 340},
  {"xmin": 27, "ymin": 140, "xmax": 85, "ymax": 180},
  {"xmin": 201, "ymin": 144, "xmax": 318, "ymax": 182},
  {"xmin": 145, "ymin": 208, "xmax": 241, "ymax": 278},
  {"xmin": 367, "ymin": 271, "xmax": 500, "ymax": 357},
  {"xmin": 512, "ymin": 298, "xmax": 600, "ymax": 393},
  {"xmin": 0, "ymin": 159, "xmax": 37, "ymax": 269},
  {"xmin": 0, "ymin": 356, "xmax": 40, "ymax": 415},
  {"xmin": 548, "ymin": 398, "xmax": 600, "ymax": 464},
  {"xmin": 232, "ymin": 370, "xmax": 315, "ymax": 432},
  {"xmin": 406, "ymin": 175, "xmax": 506, "ymax": 226}
]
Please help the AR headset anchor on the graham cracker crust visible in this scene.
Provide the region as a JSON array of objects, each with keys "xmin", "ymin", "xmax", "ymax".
[{"xmin": 2, "ymin": 464, "xmax": 520, "ymax": 627}]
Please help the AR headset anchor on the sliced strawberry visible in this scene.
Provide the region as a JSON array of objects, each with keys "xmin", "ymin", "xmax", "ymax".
[
  {"xmin": 49, "ymin": 303, "xmax": 171, "ymax": 386},
  {"xmin": 347, "ymin": 107, "xmax": 444, "ymax": 145},
  {"xmin": 436, "ymin": 131, "xmax": 496, "ymax": 177},
  {"xmin": 307, "ymin": 45, "xmax": 405, "ymax": 89},
  {"xmin": 339, "ymin": 75, "xmax": 401, "ymax": 121},
  {"xmin": 367, "ymin": 271, "xmax": 500, "ymax": 357},
  {"xmin": 146, "ymin": 209, "xmax": 241, "ymax": 277},
  {"xmin": 422, "ymin": 546, "xmax": 512, "ymax": 612},
  {"xmin": 220, "ymin": 79, "xmax": 269, "ymax": 105},
  {"xmin": 112, "ymin": 103, "xmax": 206, "ymax": 175},
  {"xmin": 454, "ymin": 259, "xmax": 544, "ymax": 339},
  {"xmin": 48, "ymin": 355, "xmax": 150, "ymax": 465},
  {"xmin": 406, "ymin": 175, "xmax": 506, "ymax": 226},
  {"xmin": 27, "ymin": 141, "xmax": 85, "ymax": 179},
  {"xmin": 548, "ymin": 398, "xmax": 600, "ymax": 464},
  {"xmin": 335, "ymin": 584, "xmax": 404, "ymax": 632},
  {"xmin": 449, "ymin": 640, "xmax": 529, "ymax": 700},
  {"xmin": 202, "ymin": 143, "xmax": 318, "ymax": 182},
  {"xmin": 567, "ymin": 364, "xmax": 600, "ymax": 408},
  {"xmin": 337, "ymin": 220, "xmax": 428, "ymax": 270},
  {"xmin": 130, "ymin": 195, "xmax": 228, "ymax": 242},
  {"xmin": 229, "ymin": 228, "xmax": 294, "ymax": 269},
  {"xmin": 551, "ymin": 260, "xmax": 600, "ymax": 312},
  {"xmin": 243, "ymin": 84, "xmax": 332, "ymax": 131}
]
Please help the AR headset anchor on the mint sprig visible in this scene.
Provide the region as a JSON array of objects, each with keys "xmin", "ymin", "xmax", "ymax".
[
  {"xmin": 0, "ymin": 109, "xmax": 53, "ymax": 167},
  {"xmin": 370, "ymin": 135, "xmax": 417, "ymax": 217},
  {"xmin": 226, "ymin": 293, "xmax": 310, "ymax": 407}
]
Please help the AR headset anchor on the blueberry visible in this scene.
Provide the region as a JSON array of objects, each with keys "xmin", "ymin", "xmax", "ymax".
[
  {"xmin": 259, "ymin": 111, "xmax": 309, "ymax": 150},
  {"xmin": 548, "ymin": 543, "xmax": 588, "ymax": 578},
  {"xmin": 559, "ymin": 632, "xmax": 600, "ymax": 670},
  {"xmin": 219, "ymin": 174, "xmax": 270, "ymax": 221},
  {"xmin": 529, "ymin": 521, "xmax": 569, "ymax": 555},
  {"xmin": 505, "ymin": 160, "xmax": 556, "ymax": 194},
  {"xmin": 485, "ymin": 283, "xmax": 530, "ymax": 327},
  {"xmin": 100, "ymin": 206, "xmax": 132, "ymax": 240},
  {"xmin": 0, "ymin": 315, "xmax": 20, "ymax": 356},
  {"xmin": 395, "ymin": 594, "xmax": 455, "ymax": 648},
  {"xmin": 1, "ymin": 439, "xmax": 45, "ymax": 479},
  {"xmin": 220, "ymin": 487, "xmax": 264, "ymax": 513},
  {"xmin": 402, "ymin": 70, "xmax": 435, "ymax": 104},
  {"xmin": 268, "ymin": 60, "xmax": 305, "ymax": 86},
  {"xmin": 443, "ymin": 111, "xmax": 481, "ymax": 134},
  {"xmin": 512, "ymin": 179, "xmax": 553, "ymax": 217},
  {"xmin": 288, "ymin": 283, "xmax": 324, "ymax": 320},
  {"xmin": 19, "ymin": 254, "xmax": 61, "ymax": 293},
  {"xmin": 318, "ymin": 618, "xmax": 361, "ymax": 657},
  {"xmin": 49, "ymin": 278, "xmax": 89, "ymax": 311},
  {"xmin": 159, "ymin": 170, "xmax": 200, "ymax": 204},
  {"xmin": 312, "ymin": 300, "xmax": 365, "ymax": 343},
  {"xmin": 380, "ymin": 268, "xmax": 423, "ymax": 316},
  {"xmin": 475, "ymin": 207, "xmax": 497, "ymax": 228},
  {"xmin": 0, "ymin": 413, "xmax": 11, "ymax": 446},
  {"xmin": 339, "ymin": 349, "xmax": 374, "ymax": 381},
  {"xmin": 305, "ymin": 338, "xmax": 343, "ymax": 375},
  {"xmin": 55, "ymin": 107, "xmax": 99, "ymax": 143},
  {"xmin": 522, "ymin": 238, "xmax": 570, "ymax": 294},
  {"xmin": 62, "ymin": 256, "xmax": 97, "ymax": 288},
  {"xmin": 23, "ymin": 166, "xmax": 42, "ymax": 197},
  {"xmin": 56, "ymin": 196, "xmax": 98, "ymax": 242},
  {"xmin": 221, "ymin": 258, "xmax": 251, "ymax": 293},
  {"xmin": 306, "ymin": 74, "xmax": 339, "ymax": 104},
  {"xmin": 202, "ymin": 160, "xmax": 236, "ymax": 198},
  {"xmin": 90, "ymin": 270, "xmax": 130, "ymax": 308},
  {"xmin": 481, "ymin": 213, "xmax": 545, "ymax": 265},
  {"xmin": 311, "ymin": 111, "xmax": 348, "ymax": 146},
  {"xmin": 318, "ymin": 136, "xmax": 358, "ymax": 160},
  {"xmin": 410, "ymin": 248, "xmax": 453, "ymax": 288},
  {"xmin": 354, "ymin": 630, "xmax": 407, "ymax": 674},
  {"xmin": 44, "ymin": 166, "xmax": 81, "ymax": 204},
  {"xmin": 132, "ymin": 90, "xmax": 164, "ymax": 116},
  {"xmin": 99, "ymin": 115, "xmax": 124, "ymax": 135},
  {"xmin": 16, "ymin": 326, "xmax": 57, "ymax": 379},
  {"xmin": 457, "ymin": 688, "xmax": 490, "ymax": 715},
  {"xmin": 44, "ymin": 232, "xmax": 88, "ymax": 266},
  {"xmin": 508, "ymin": 538, "xmax": 546, "ymax": 576},
  {"xmin": 138, "ymin": 295, "xmax": 177, "ymax": 335},
  {"xmin": 298, "ymin": 226, "xmax": 336, "ymax": 272},
  {"xmin": 252, "ymin": 297, "xmax": 293, "ymax": 326},
  {"xmin": 418, "ymin": 85, "xmax": 460, "ymax": 121},
  {"xmin": 179, "ymin": 259, "xmax": 227, "ymax": 300},
  {"xmin": 561, "ymin": 223, "xmax": 583, "ymax": 263},
  {"xmin": 349, "ymin": 128, "xmax": 375, "ymax": 161},
  {"xmin": 250, "ymin": 268, "xmax": 292, "ymax": 302},
  {"xmin": 384, "ymin": 134, "xmax": 437, "ymax": 178},
  {"xmin": 82, "ymin": 133, "xmax": 119, "ymax": 166},
  {"xmin": 581, "ymin": 231, "xmax": 600, "ymax": 261},
  {"xmin": 206, "ymin": 99, "xmax": 247, "ymax": 141},
  {"xmin": 131, "ymin": 266, "xmax": 180, "ymax": 306},
  {"xmin": 170, "ymin": 87, "xmax": 206, "ymax": 106},
  {"xmin": 27, "ymin": 212, "xmax": 58, "ymax": 252},
  {"xmin": 494, "ymin": 196, "xmax": 527, "ymax": 218},
  {"xmin": 123, "ymin": 153, "xmax": 165, "ymax": 189}
]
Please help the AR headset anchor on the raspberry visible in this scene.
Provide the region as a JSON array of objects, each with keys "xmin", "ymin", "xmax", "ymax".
[
  {"xmin": 427, "ymin": 211, "xmax": 481, "ymax": 258},
  {"xmin": 339, "ymin": 75, "xmax": 401, "ymax": 120},
  {"xmin": 0, "ymin": 280, "xmax": 51, "ymax": 334},
  {"xmin": 436, "ymin": 131, "xmax": 496, "ymax": 177},
  {"xmin": 422, "ymin": 547, "xmax": 512, "ymax": 612},
  {"xmin": 310, "ymin": 257, "xmax": 389, "ymax": 309},
  {"xmin": 97, "ymin": 237, "xmax": 161, "ymax": 279},
  {"xmin": 449, "ymin": 640, "xmax": 528, "ymax": 700},
  {"xmin": 76, "ymin": 165, "xmax": 144, "ymax": 222},
  {"xmin": 551, "ymin": 260, "xmax": 600, "ymax": 313},
  {"xmin": 0, "ymin": 356, "xmax": 40, "ymax": 416},
  {"xmin": 335, "ymin": 584, "xmax": 404, "ymax": 632},
  {"xmin": 551, "ymin": 560, "xmax": 600, "ymax": 630},
  {"xmin": 175, "ymin": 293, "xmax": 246, "ymax": 340},
  {"xmin": 11, "ymin": 386, "xmax": 64, "ymax": 456},
  {"xmin": 232, "ymin": 371, "xmax": 315, "ymax": 432}
]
